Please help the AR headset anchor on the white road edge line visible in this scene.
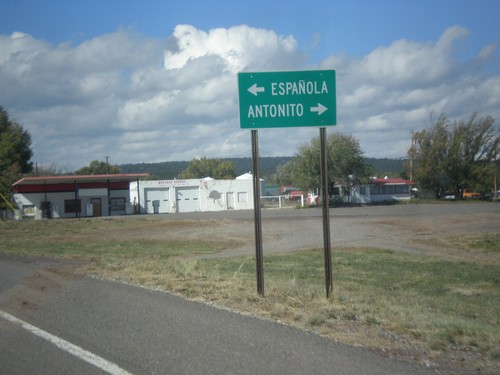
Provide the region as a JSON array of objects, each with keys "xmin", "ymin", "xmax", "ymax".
[{"xmin": 0, "ymin": 310, "xmax": 134, "ymax": 375}]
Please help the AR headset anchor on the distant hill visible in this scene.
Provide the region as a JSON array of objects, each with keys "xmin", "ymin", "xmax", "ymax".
[
  {"xmin": 119, "ymin": 157, "xmax": 293, "ymax": 180},
  {"xmin": 119, "ymin": 157, "xmax": 408, "ymax": 180},
  {"xmin": 119, "ymin": 161, "xmax": 189, "ymax": 179},
  {"xmin": 365, "ymin": 158, "xmax": 408, "ymax": 178}
]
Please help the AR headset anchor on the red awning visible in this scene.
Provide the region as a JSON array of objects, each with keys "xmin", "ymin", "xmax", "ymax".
[{"xmin": 12, "ymin": 174, "xmax": 148, "ymax": 187}]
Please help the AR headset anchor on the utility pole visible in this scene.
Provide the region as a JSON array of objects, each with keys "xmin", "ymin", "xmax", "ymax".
[
  {"xmin": 105, "ymin": 156, "xmax": 110, "ymax": 174},
  {"xmin": 409, "ymin": 130, "xmax": 414, "ymax": 181}
]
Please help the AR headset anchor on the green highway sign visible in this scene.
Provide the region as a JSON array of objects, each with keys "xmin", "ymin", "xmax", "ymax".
[{"xmin": 238, "ymin": 70, "xmax": 336, "ymax": 129}]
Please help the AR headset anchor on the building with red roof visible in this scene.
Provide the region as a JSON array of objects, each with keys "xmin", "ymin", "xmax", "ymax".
[
  {"xmin": 12, "ymin": 174, "xmax": 148, "ymax": 219},
  {"xmin": 350, "ymin": 177, "xmax": 415, "ymax": 204}
]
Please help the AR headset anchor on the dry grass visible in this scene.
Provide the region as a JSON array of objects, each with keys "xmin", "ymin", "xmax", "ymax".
[{"xmin": 1, "ymin": 217, "xmax": 499, "ymax": 374}]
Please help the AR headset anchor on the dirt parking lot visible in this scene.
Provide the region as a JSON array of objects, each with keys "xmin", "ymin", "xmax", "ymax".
[{"xmin": 147, "ymin": 202, "xmax": 500, "ymax": 260}]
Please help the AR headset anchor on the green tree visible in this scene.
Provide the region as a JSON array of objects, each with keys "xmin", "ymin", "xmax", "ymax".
[
  {"xmin": 413, "ymin": 113, "xmax": 499, "ymax": 198},
  {"xmin": 75, "ymin": 160, "xmax": 120, "ymax": 175},
  {"xmin": 0, "ymin": 106, "xmax": 33, "ymax": 210},
  {"xmin": 412, "ymin": 115, "xmax": 451, "ymax": 198},
  {"xmin": 270, "ymin": 162, "xmax": 293, "ymax": 186},
  {"xmin": 286, "ymin": 133, "xmax": 371, "ymax": 191},
  {"xmin": 180, "ymin": 157, "xmax": 235, "ymax": 179}
]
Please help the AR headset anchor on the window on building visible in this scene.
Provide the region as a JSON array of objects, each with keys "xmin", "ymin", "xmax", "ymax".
[
  {"xmin": 64, "ymin": 199, "xmax": 81, "ymax": 213},
  {"xmin": 110, "ymin": 197, "xmax": 126, "ymax": 211},
  {"xmin": 371, "ymin": 184, "xmax": 410, "ymax": 195},
  {"xmin": 398, "ymin": 185, "xmax": 409, "ymax": 194},
  {"xmin": 359, "ymin": 187, "xmax": 366, "ymax": 196},
  {"xmin": 238, "ymin": 192, "xmax": 248, "ymax": 203}
]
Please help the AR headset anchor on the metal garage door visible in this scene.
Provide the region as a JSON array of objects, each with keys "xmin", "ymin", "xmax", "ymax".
[
  {"xmin": 145, "ymin": 188, "xmax": 170, "ymax": 214},
  {"xmin": 176, "ymin": 187, "xmax": 199, "ymax": 213}
]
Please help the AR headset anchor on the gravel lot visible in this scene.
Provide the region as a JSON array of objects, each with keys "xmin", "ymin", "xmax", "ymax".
[{"xmin": 149, "ymin": 202, "xmax": 500, "ymax": 259}]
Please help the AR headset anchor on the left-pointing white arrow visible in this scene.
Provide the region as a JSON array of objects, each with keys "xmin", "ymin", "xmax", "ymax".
[
  {"xmin": 310, "ymin": 103, "xmax": 328, "ymax": 115},
  {"xmin": 248, "ymin": 83, "xmax": 265, "ymax": 96}
]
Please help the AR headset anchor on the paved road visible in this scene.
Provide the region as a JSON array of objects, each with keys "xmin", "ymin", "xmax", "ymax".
[{"xmin": 0, "ymin": 255, "xmax": 434, "ymax": 375}]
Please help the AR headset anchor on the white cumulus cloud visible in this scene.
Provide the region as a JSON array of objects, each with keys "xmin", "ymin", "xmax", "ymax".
[
  {"xmin": 164, "ymin": 24, "xmax": 301, "ymax": 73},
  {"xmin": 0, "ymin": 24, "xmax": 498, "ymax": 170}
]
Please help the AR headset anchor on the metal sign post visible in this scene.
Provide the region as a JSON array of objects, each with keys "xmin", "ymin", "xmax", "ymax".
[
  {"xmin": 251, "ymin": 130, "xmax": 264, "ymax": 296},
  {"xmin": 238, "ymin": 69, "xmax": 336, "ymax": 298},
  {"xmin": 320, "ymin": 127, "xmax": 333, "ymax": 298}
]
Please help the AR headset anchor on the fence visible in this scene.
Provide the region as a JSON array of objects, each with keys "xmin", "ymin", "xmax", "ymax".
[{"xmin": 260, "ymin": 195, "xmax": 307, "ymax": 209}]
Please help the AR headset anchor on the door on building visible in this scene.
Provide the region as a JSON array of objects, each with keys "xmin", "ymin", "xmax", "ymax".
[
  {"xmin": 176, "ymin": 187, "xmax": 199, "ymax": 213},
  {"xmin": 145, "ymin": 188, "xmax": 169, "ymax": 214},
  {"xmin": 91, "ymin": 198, "xmax": 102, "ymax": 217},
  {"xmin": 226, "ymin": 192, "xmax": 234, "ymax": 209}
]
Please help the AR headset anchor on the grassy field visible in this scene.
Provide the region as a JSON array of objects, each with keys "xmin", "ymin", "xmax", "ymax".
[{"xmin": 1, "ymin": 217, "xmax": 499, "ymax": 373}]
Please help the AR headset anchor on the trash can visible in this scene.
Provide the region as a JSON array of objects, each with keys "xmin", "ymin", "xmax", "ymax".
[{"xmin": 152, "ymin": 200, "xmax": 160, "ymax": 214}]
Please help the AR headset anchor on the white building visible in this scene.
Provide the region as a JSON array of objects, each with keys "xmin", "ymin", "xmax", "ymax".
[
  {"xmin": 11, "ymin": 173, "xmax": 259, "ymax": 219},
  {"xmin": 130, "ymin": 175, "xmax": 258, "ymax": 214},
  {"xmin": 348, "ymin": 177, "xmax": 415, "ymax": 204},
  {"xmin": 12, "ymin": 174, "xmax": 147, "ymax": 220}
]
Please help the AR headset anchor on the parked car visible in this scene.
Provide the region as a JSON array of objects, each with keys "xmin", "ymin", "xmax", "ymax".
[
  {"xmin": 488, "ymin": 190, "xmax": 500, "ymax": 200},
  {"xmin": 462, "ymin": 189, "xmax": 480, "ymax": 199},
  {"xmin": 442, "ymin": 192, "xmax": 456, "ymax": 200}
]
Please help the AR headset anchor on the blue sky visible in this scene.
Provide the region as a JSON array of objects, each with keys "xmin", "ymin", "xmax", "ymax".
[
  {"xmin": 1, "ymin": 0, "xmax": 499, "ymax": 171},
  {"xmin": 5, "ymin": 1, "xmax": 498, "ymax": 60}
]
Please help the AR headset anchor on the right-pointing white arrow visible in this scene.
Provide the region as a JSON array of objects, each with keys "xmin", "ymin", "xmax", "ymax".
[
  {"xmin": 248, "ymin": 83, "xmax": 265, "ymax": 96},
  {"xmin": 311, "ymin": 103, "xmax": 328, "ymax": 115}
]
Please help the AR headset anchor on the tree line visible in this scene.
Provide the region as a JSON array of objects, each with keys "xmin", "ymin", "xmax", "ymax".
[
  {"xmin": 0, "ymin": 106, "xmax": 33, "ymax": 210},
  {"xmin": 119, "ymin": 157, "xmax": 295, "ymax": 180},
  {"xmin": 1, "ymin": 102, "xmax": 498, "ymax": 212},
  {"xmin": 283, "ymin": 113, "xmax": 498, "ymax": 199},
  {"xmin": 412, "ymin": 113, "xmax": 499, "ymax": 199}
]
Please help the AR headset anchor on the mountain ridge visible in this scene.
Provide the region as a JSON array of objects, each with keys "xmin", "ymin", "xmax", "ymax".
[{"xmin": 119, "ymin": 157, "xmax": 408, "ymax": 180}]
